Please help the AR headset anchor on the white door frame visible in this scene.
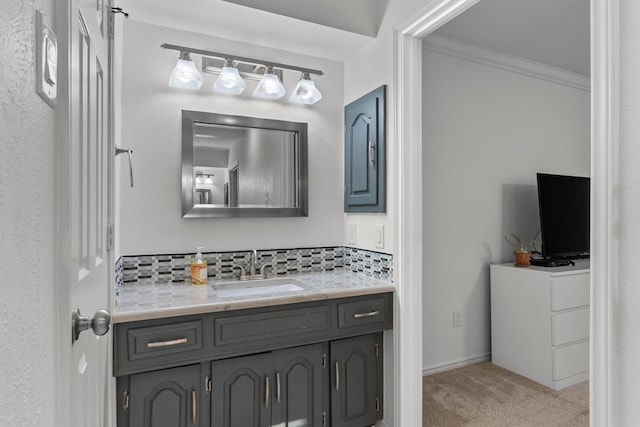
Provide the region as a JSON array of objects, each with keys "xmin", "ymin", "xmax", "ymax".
[
  {"xmin": 54, "ymin": 0, "xmax": 73, "ymax": 424},
  {"xmin": 392, "ymin": 0, "xmax": 615, "ymax": 425},
  {"xmin": 589, "ymin": 0, "xmax": 618, "ymax": 425}
]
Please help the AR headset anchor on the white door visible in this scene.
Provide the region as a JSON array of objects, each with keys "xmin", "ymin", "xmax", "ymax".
[{"xmin": 57, "ymin": 0, "xmax": 112, "ymax": 425}]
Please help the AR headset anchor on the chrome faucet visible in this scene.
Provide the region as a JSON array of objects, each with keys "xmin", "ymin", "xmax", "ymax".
[
  {"xmin": 234, "ymin": 249, "xmax": 271, "ymax": 281},
  {"xmin": 249, "ymin": 249, "xmax": 259, "ymax": 276}
]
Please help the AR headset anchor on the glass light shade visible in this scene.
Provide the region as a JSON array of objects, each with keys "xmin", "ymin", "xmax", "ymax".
[
  {"xmin": 168, "ymin": 54, "xmax": 203, "ymax": 90},
  {"xmin": 253, "ymin": 70, "xmax": 286, "ymax": 99},
  {"xmin": 213, "ymin": 66, "xmax": 246, "ymax": 94},
  {"xmin": 289, "ymin": 77, "xmax": 322, "ymax": 105}
]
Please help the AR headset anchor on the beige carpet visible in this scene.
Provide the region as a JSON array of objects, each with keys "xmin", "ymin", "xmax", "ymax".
[{"xmin": 423, "ymin": 362, "xmax": 589, "ymax": 426}]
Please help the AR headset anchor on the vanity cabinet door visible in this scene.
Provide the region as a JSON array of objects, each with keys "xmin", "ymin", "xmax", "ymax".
[
  {"xmin": 210, "ymin": 353, "xmax": 271, "ymax": 427},
  {"xmin": 126, "ymin": 364, "xmax": 203, "ymax": 427},
  {"xmin": 271, "ymin": 343, "xmax": 328, "ymax": 427},
  {"xmin": 344, "ymin": 85, "xmax": 386, "ymax": 213},
  {"xmin": 331, "ymin": 333, "xmax": 382, "ymax": 427}
]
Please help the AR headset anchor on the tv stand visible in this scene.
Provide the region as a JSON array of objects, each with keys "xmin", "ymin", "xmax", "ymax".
[{"xmin": 490, "ymin": 260, "xmax": 589, "ymax": 390}]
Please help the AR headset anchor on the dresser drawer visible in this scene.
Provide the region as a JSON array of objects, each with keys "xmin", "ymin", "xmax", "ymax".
[
  {"xmin": 552, "ymin": 308, "xmax": 589, "ymax": 346},
  {"xmin": 338, "ymin": 296, "xmax": 389, "ymax": 329},
  {"xmin": 550, "ymin": 273, "xmax": 589, "ymax": 311},
  {"xmin": 127, "ymin": 320, "xmax": 203, "ymax": 362},
  {"xmin": 553, "ymin": 340, "xmax": 589, "ymax": 380}
]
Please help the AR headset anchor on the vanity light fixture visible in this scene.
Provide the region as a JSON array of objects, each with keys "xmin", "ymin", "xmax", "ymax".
[
  {"xmin": 253, "ymin": 66, "xmax": 286, "ymax": 100},
  {"xmin": 168, "ymin": 51, "xmax": 203, "ymax": 90},
  {"xmin": 213, "ymin": 59, "xmax": 246, "ymax": 94},
  {"xmin": 161, "ymin": 43, "xmax": 323, "ymax": 104},
  {"xmin": 289, "ymin": 72, "xmax": 322, "ymax": 105},
  {"xmin": 196, "ymin": 172, "xmax": 215, "ymax": 185}
]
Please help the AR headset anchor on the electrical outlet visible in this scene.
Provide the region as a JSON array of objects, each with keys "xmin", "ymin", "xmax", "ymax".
[{"xmin": 453, "ymin": 310, "xmax": 462, "ymax": 327}]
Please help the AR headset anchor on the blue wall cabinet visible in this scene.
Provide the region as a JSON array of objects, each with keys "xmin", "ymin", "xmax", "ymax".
[{"xmin": 344, "ymin": 85, "xmax": 386, "ymax": 212}]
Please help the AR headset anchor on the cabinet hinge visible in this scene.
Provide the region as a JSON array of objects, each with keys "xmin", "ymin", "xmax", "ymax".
[
  {"xmin": 375, "ymin": 343, "xmax": 379, "ymax": 357},
  {"xmin": 205, "ymin": 375, "xmax": 212, "ymax": 393},
  {"xmin": 344, "ymin": 125, "xmax": 347, "ymax": 134},
  {"xmin": 376, "ymin": 397, "xmax": 380, "ymax": 412},
  {"xmin": 107, "ymin": 222, "xmax": 115, "ymax": 251},
  {"xmin": 322, "ymin": 411, "xmax": 327, "ymax": 426},
  {"xmin": 322, "ymin": 353, "xmax": 327, "ymax": 368},
  {"xmin": 122, "ymin": 390, "xmax": 129, "ymax": 410}
]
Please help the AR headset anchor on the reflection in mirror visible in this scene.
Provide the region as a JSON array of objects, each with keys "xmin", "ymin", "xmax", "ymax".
[{"xmin": 182, "ymin": 110, "xmax": 308, "ymax": 218}]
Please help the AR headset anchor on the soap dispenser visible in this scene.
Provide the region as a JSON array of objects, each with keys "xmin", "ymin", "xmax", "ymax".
[{"xmin": 191, "ymin": 247, "xmax": 208, "ymax": 285}]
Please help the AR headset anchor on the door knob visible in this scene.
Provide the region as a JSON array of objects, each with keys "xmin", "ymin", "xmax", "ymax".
[{"xmin": 72, "ymin": 309, "xmax": 111, "ymax": 342}]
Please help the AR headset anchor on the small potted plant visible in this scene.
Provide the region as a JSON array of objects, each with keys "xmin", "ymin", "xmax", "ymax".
[{"xmin": 504, "ymin": 232, "xmax": 538, "ymax": 267}]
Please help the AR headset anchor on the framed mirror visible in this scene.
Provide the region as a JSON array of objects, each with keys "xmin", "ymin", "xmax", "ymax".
[{"xmin": 182, "ymin": 110, "xmax": 308, "ymax": 218}]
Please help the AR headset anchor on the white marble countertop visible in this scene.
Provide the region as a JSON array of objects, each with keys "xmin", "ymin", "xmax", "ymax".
[{"xmin": 114, "ymin": 270, "xmax": 395, "ymax": 323}]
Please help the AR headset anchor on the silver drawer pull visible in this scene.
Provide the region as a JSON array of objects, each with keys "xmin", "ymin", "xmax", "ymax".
[
  {"xmin": 353, "ymin": 310, "xmax": 380, "ymax": 319},
  {"xmin": 147, "ymin": 337, "xmax": 188, "ymax": 348}
]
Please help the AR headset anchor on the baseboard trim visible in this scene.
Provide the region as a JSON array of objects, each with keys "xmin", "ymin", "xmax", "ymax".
[{"xmin": 423, "ymin": 353, "xmax": 492, "ymax": 376}]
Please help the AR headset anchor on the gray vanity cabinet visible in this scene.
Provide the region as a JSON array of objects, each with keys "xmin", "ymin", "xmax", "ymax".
[
  {"xmin": 210, "ymin": 353, "xmax": 271, "ymax": 427},
  {"xmin": 331, "ymin": 334, "xmax": 382, "ymax": 427},
  {"xmin": 210, "ymin": 344, "xmax": 326, "ymax": 427},
  {"xmin": 270, "ymin": 344, "xmax": 327, "ymax": 426},
  {"xmin": 114, "ymin": 292, "xmax": 393, "ymax": 427},
  {"xmin": 125, "ymin": 364, "xmax": 204, "ymax": 427},
  {"xmin": 344, "ymin": 85, "xmax": 386, "ymax": 213}
]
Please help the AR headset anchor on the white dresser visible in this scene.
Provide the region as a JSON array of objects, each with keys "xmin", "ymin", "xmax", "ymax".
[{"xmin": 490, "ymin": 260, "xmax": 590, "ymax": 390}]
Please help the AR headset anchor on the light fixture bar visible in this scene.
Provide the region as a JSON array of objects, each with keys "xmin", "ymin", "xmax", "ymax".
[{"xmin": 161, "ymin": 43, "xmax": 323, "ymax": 77}]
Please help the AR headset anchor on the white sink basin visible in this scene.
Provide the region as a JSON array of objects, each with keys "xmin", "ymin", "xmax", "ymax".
[{"xmin": 211, "ymin": 278, "xmax": 307, "ymax": 298}]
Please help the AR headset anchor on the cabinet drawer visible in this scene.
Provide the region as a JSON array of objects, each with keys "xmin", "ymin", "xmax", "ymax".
[
  {"xmin": 214, "ymin": 305, "xmax": 331, "ymax": 348},
  {"xmin": 551, "ymin": 273, "xmax": 589, "ymax": 311},
  {"xmin": 338, "ymin": 296, "xmax": 389, "ymax": 329},
  {"xmin": 127, "ymin": 320, "xmax": 203, "ymax": 362},
  {"xmin": 552, "ymin": 308, "xmax": 589, "ymax": 346},
  {"xmin": 553, "ymin": 340, "xmax": 589, "ymax": 380}
]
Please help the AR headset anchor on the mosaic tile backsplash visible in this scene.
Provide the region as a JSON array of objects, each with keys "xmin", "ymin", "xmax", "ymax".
[{"xmin": 117, "ymin": 246, "xmax": 393, "ymax": 288}]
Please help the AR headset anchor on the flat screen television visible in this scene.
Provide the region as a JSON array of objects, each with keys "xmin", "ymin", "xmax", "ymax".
[{"xmin": 536, "ymin": 173, "xmax": 590, "ymax": 259}]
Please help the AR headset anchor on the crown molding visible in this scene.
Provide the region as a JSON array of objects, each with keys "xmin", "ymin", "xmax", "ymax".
[{"xmin": 423, "ymin": 34, "xmax": 590, "ymax": 91}]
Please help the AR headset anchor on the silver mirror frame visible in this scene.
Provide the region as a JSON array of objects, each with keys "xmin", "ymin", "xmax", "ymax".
[{"xmin": 181, "ymin": 110, "xmax": 308, "ymax": 218}]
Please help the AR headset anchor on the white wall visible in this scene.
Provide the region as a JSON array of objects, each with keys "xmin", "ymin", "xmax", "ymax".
[
  {"xmin": 0, "ymin": 2, "xmax": 57, "ymax": 425},
  {"xmin": 618, "ymin": 0, "xmax": 640, "ymax": 423},
  {"xmin": 118, "ymin": 20, "xmax": 344, "ymax": 255},
  {"xmin": 342, "ymin": 0, "xmax": 430, "ymax": 254},
  {"xmin": 420, "ymin": 42, "xmax": 590, "ymax": 371}
]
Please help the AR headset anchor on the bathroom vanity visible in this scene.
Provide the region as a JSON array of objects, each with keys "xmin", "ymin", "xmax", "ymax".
[{"xmin": 113, "ymin": 271, "xmax": 393, "ymax": 427}]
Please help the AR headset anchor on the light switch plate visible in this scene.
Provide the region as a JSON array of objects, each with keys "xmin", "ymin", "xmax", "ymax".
[
  {"xmin": 375, "ymin": 225, "xmax": 384, "ymax": 249},
  {"xmin": 36, "ymin": 10, "xmax": 57, "ymax": 108},
  {"xmin": 347, "ymin": 224, "xmax": 356, "ymax": 245}
]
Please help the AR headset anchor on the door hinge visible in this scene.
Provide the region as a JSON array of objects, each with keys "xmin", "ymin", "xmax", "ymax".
[
  {"xmin": 205, "ymin": 375, "xmax": 212, "ymax": 393},
  {"xmin": 108, "ymin": 6, "xmax": 129, "ymax": 39},
  {"xmin": 123, "ymin": 390, "xmax": 129, "ymax": 410},
  {"xmin": 322, "ymin": 353, "xmax": 327, "ymax": 368},
  {"xmin": 376, "ymin": 397, "xmax": 380, "ymax": 412},
  {"xmin": 375, "ymin": 343, "xmax": 379, "ymax": 357},
  {"xmin": 107, "ymin": 222, "xmax": 115, "ymax": 251},
  {"xmin": 322, "ymin": 411, "xmax": 327, "ymax": 426}
]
